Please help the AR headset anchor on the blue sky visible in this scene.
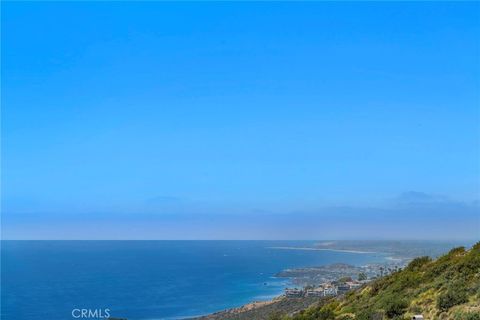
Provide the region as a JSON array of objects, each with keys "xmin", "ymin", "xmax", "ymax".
[{"xmin": 2, "ymin": 2, "xmax": 479, "ymax": 240}]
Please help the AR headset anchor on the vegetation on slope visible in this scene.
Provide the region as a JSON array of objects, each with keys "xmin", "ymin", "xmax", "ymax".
[
  {"xmin": 194, "ymin": 297, "xmax": 325, "ymax": 320},
  {"xmin": 272, "ymin": 242, "xmax": 480, "ymax": 320}
]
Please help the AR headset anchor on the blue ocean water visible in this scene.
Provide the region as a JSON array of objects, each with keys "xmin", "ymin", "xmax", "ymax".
[{"xmin": 1, "ymin": 241, "xmax": 387, "ymax": 320}]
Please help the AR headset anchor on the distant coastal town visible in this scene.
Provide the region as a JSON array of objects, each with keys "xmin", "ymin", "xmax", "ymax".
[
  {"xmin": 191, "ymin": 241, "xmax": 461, "ymax": 320},
  {"xmin": 196, "ymin": 243, "xmax": 480, "ymax": 320},
  {"xmin": 282, "ymin": 261, "xmax": 405, "ymax": 298},
  {"xmin": 193, "ymin": 260, "xmax": 408, "ymax": 320}
]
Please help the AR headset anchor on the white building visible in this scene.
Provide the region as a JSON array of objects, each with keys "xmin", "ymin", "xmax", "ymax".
[
  {"xmin": 323, "ymin": 287, "xmax": 337, "ymax": 296},
  {"xmin": 305, "ymin": 288, "xmax": 324, "ymax": 297},
  {"xmin": 285, "ymin": 288, "xmax": 303, "ymax": 297}
]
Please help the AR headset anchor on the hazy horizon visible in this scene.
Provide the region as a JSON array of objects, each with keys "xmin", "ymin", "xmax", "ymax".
[{"xmin": 2, "ymin": 2, "xmax": 479, "ymax": 240}]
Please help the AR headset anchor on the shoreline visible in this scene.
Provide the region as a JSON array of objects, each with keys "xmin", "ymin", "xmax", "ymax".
[
  {"xmin": 190, "ymin": 251, "xmax": 402, "ymax": 319},
  {"xmin": 267, "ymin": 246, "xmax": 377, "ymax": 254},
  {"xmin": 186, "ymin": 295, "xmax": 284, "ymax": 320}
]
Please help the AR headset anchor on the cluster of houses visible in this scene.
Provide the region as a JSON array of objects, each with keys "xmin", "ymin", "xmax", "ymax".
[{"xmin": 285, "ymin": 280, "xmax": 365, "ymax": 298}]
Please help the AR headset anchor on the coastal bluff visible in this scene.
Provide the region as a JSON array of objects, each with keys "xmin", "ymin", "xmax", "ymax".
[{"xmin": 189, "ymin": 296, "xmax": 326, "ymax": 320}]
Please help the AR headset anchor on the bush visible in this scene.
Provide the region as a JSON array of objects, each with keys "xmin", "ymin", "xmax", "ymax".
[
  {"xmin": 316, "ymin": 306, "xmax": 335, "ymax": 320},
  {"xmin": 356, "ymin": 310, "xmax": 374, "ymax": 320},
  {"xmin": 356, "ymin": 310, "xmax": 384, "ymax": 320},
  {"xmin": 268, "ymin": 312, "xmax": 285, "ymax": 320},
  {"xmin": 465, "ymin": 313, "xmax": 480, "ymax": 320},
  {"xmin": 384, "ymin": 298, "xmax": 408, "ymax": 318},
  {"xmin": 448, "ymin": 246, "xmax": 466, "ymax": 256},
  {"xmin": 436, "ymin": 288, "xmax": 468, "ymax": 311},
  {"xmin": 472, "ymin": 241, "xmax": 480, "ymax": 252},
  {"xmin": 406, "ymin": 256, "xmax": 431, "ymax": 271},
  {"xmin": 456, "ymin": 250, "xmax": 480, "ymax": 276},
  {"xmin": 454, "ymin": 311, "xmax": 480, "ymax": 320}
]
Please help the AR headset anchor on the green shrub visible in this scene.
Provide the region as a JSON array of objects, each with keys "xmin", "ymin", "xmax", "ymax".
[
  {"xmin": 465, "ymin": 312, "xmax": 480, "ymax": 320},
  {"xmin": 383, "ymin": 297, "xmax": 408, "ymax": 318},
  {"xmin": 356, "ymin": 310, "xmax": 384, "ymax": 320},
  {"xmin": 448, "ymin": 247, "xmax": 466, "ymax": 256},
  {"xmin": 456, "ymin": 251, "xmax": 480, "ymax": 276},
  {"xmin": 472, "ymin": 241, "xmax": 480, "ymax": 252},
  {"xmin": 316, "ymin": 306, "xmax": 335, "ymax": 320},
  {"xmin": 454, "ymin": 311, "xmax": 480, "ymax": 320},
  {"xmin": 356, "ymin": 310, "xmax": 375, "ymax": 320},
  {"xmin": 406, "ymin": 256, "xmax": 431, "ymax": 271},
  {"xmin": 268, "ymin": 312, "xmax": 285, "ymax": 320},
  {"xmin": 391, "ymin": 271, "xmax": 422, "ymax": 291},
  {"xmin": 436, "ymin": 287, "xmax": 468, "ymax": 311}
]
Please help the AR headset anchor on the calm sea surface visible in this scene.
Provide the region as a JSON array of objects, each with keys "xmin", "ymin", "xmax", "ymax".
[{"xmin": 1, "ymin": 241, "xmax": 387, "ymax": 320}]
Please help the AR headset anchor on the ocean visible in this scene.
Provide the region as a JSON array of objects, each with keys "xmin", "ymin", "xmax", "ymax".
[{"xmin": 1, "ymin": 241, "xmax": 388, "ymax": 320}]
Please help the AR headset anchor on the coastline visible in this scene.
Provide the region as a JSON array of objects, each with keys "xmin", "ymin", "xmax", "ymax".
[
  {"xmin": 189, "ymin": 246, "xmax": 402, "ymax": 320},
  {"xmin": 187, "ymin": 294, "xmax": 327, "ymax": 320},
  {"xmin": 187, "ymin": 295, "xmax": 283, "ymax": 320},
  {"xmin": 267, "ymin": 246, "xmax": 377, "ymax": 254}
]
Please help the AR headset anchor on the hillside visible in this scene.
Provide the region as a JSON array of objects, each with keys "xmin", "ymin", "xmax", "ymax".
[
  {"xmin": 272, "ymin": 242, "xmax": 480, "ymax": 320},
  {"xmin": 194, "ymin": 297, "xmax": 325, "ymax": 320}
]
